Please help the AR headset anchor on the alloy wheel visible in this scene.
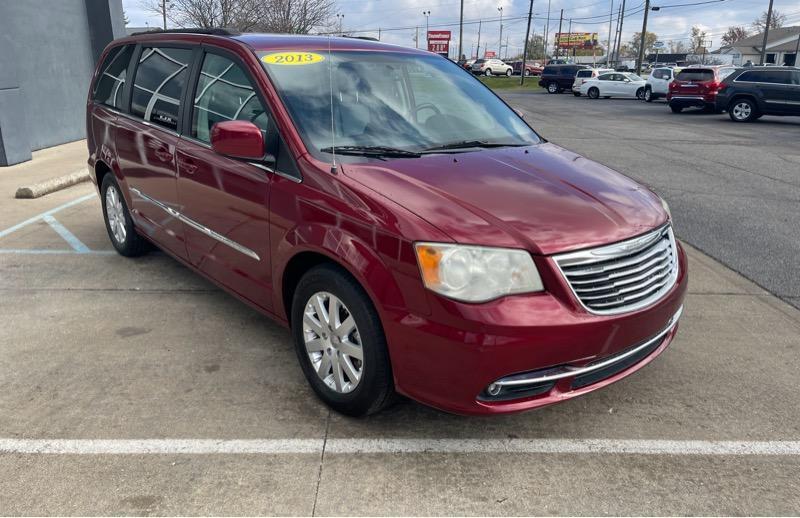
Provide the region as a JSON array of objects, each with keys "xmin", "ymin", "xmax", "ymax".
[
  {"xmin": 303, "ymin": 291, "xmax": 364, "ymax": 393},
  {"xmin": 732, "ymin": 102, "xmax": 752, "ymax": 121},
  {"xmin": 105, "ymin": 185, "xmax": 127, "ymax": 244},
  {"xmin": 548, "ymin": 82, "xmax": 558, "ymax": 93}
]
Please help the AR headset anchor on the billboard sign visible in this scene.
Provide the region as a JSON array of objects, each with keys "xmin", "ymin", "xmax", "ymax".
[
  {"xmin": 427, "ymin": 30, "xmax": 451, "ymax": 54},
  {"xmin": 484, "ymin": 50, "xmax": 496, "ymax": 58},
  {"xmin": 555, "ymin": 32, "xmax": 599, "ymax": 49}
]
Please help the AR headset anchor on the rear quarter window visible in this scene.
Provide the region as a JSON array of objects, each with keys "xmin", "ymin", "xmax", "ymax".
[
  {"xmin": 576, "ymin": 70, "xmax": 592, "ymax": 78},
  {"xmin": 676, "ymin": 69, "xmax": 714, "ymax": 81},
  {"xmin": 131, "ymin": 47, "xmax": 193, "ymax": 131},
  {"xmin": 93, "ymin": 45, "xmax": 135, "ymax": 108}
]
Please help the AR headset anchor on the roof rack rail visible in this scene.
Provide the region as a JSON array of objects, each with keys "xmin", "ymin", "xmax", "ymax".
[
  {"xmin": 129, "ymin": 28, "xmax": 240, "ymax": 37},
  {"xmin": 340, "ymin": 35, "xmax": 379, "ymax": 41}
]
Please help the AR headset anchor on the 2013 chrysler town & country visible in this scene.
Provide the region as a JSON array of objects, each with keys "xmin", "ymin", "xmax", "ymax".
[{"xmin": 87, "ymin": 29, "xmax": 687, "ymax": 416}]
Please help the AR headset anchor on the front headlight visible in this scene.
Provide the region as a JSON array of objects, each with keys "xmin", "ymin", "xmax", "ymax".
[
  {"xmin": 414, "ymin": 243, "xmax": 544, "ymax": 302},
  {"xmin": 660, "ymin": 197, "xmax": 672, "ymax": 220}
]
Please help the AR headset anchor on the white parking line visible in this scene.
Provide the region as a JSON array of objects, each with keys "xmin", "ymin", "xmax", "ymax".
[
  {"xmin": 1, "ymin": 438, "xmax": 799, "ymax": 456},
  {"xmin": 0, "ymin": 193, "xmax": 96, "ymax": 239}
]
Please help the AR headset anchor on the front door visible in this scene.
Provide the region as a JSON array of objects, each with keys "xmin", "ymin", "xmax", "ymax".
[
  {"xmin": 116, "ymin": 45, "xmax": 194, "ymax": 258},
  {"xmin": 176, "ymin": 49, "xmax": 274, "ymax": 310}
]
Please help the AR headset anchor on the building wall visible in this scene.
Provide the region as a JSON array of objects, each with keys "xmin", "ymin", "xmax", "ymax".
[{"xmin": 0, "ymin": 0, "xmax": 124, "ymax": 166}]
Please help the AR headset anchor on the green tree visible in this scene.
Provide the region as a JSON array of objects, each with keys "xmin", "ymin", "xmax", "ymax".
[
  {"xmin": 629, "ymin": 31, "xmax": 658, "ymax": 58},
  {"xmin": 524, "ymin": 34, "xmax": 546, "ymax": 60}
]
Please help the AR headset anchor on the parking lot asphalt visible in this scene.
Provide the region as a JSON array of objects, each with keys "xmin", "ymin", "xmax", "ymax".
[
  {"xmin": 1, "ymin": 110, "xmax": 800, "ymax": 514},
  {"xmin": 501, "ymin": 91, "xmax": 800, "ymax": 310}
]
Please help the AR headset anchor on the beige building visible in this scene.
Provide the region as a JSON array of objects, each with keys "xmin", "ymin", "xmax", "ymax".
[{"xmin": 714, "ymin": 26, "xmax": 800, "ymax": 66}]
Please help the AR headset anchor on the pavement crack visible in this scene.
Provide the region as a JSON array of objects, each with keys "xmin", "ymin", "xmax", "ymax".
[{"xmin": 311, "ymin": 411, "xmax": 331, "ymax": 517}]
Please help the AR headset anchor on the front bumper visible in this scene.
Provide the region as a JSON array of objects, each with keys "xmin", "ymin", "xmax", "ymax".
[{"xmin": 384, "ymin": 241, "xmax": 688, "ymax": 415}]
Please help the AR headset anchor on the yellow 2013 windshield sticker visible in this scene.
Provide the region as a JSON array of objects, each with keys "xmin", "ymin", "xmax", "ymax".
[{"xmin": 261, "ymin": 52, "xmax": 325, "ymax": 65}]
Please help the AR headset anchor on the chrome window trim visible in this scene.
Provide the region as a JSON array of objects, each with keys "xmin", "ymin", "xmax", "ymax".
[
  {"xmin": 553, "ymin": 224, "xmax": 679, "ymax": 315},
  {"xmin": 130, "ymin": 187, "xmax": 260, "ymax": 261},
  {"xmin": 491, "ymin": 305, "xmax": 683, "ymax": 388}
]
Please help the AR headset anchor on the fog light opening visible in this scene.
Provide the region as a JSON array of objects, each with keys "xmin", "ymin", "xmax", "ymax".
[{"xmin": 487, "ymin": 383, "xmax": 502, "ymax": 396}]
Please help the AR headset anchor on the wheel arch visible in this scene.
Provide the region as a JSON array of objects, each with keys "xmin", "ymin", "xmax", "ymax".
[{"xmin": 727, "ymin": 93, "xmax": 759, "ymax": 111}]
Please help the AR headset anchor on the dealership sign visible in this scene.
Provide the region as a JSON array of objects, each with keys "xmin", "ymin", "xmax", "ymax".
[
  {"xmin": 484, "ymin": 50, "xmax": 496, "ymax": 58},
  {"xmin": 653, "ymin": 40, "xmax": 665, "ymax": 49},
  {"xmin": 427, "ymin": 30, "xmax": 451, "ymax": 54},
  {"xmin": 555, "ymin": 32, "xmax": 599, "ymax": 49}
]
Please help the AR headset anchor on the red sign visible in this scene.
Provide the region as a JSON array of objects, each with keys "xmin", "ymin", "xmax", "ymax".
[
  {"xmin": 427, "ymin": 30, "xmax": 451, "ymax": 54},
  {"xmin": 484, "ymin": 50, "xmax": 496, "ymax": 58}
]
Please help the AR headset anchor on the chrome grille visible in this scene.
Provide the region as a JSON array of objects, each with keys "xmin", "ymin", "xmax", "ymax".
[{"xmin": 554, "ymin": 225, "xmax": 679, "ymax": 315}]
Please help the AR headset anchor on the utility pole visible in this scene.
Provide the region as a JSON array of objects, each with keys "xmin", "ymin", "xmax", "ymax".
[
  {"xmin": 504, "ymin": 35, "xmax": 509, "ymax": 60},
  {"xmin": 615, "ymin": 0, "xmax": 627, "ymax": 68},
  {"xmin": 378, "ymin": 28, "xmax": 381, "ymax": 40},
  {"xmin": 794, "ymin": 32, "xmax": 800, "ymax": 66},
  {"xmin": 567, "ymin": 18, "xmax": 573, "ymax": 61},
  {"xmin": 161, "ymin": 0, "xmax": 168, "ymax": 29},
  {"xmin": 759, "ymin": 0, "xmax": 774, "ymax": 65},
  {"xmin": 543, "ymin": 0, "xmax": 552, "ymax": 61},
  {"xmin": 498, "ymin": 6, "xmax": 504, "ymax": 59},
  {"xmin": 476, "ymin": 20, "xmax": 482, "ymax": 58},
  {"xmin": 458, "ymin": 0, "xmax": 464, "ymax": 61},
  {"xmin": 607, "ymin": 0, "xmax": 614, "ymax": 65},
  {"xmin": 423, "ymin": 10, "xmax": 430, "ymax": 50},
  {"xmin": 521, "ymin": 0, "xmax": 535, "ymax": 86},
  {"xmin": 556, "ymin": 9, "xmax": 563, "ymax": 59},
  {"xmin": 635, "ymin": 0, "xmax": 650, "ymax": 75},
  {"xmin": 610, "ymin": 4, "xmax": 621, "ymax": 66}
]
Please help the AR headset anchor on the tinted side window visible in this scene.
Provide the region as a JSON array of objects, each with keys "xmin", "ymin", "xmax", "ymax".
[
  {"xmin": 131, "ymin": 47, "xmax": 193, "ymax": 131},
  {"xmin": 543, "ymin": 66, "xmax": 555, "ymax": 75},
  {"xmin": 576, "ymin": 70, "xmax": 592, "ymax": 78},
  {"xmin": 191, "ymin": 53, "xmax": 270, "ymax": 143},
  {"xmin": 93, "ymin": 45, "xmax": 134, "ymax": 108}
]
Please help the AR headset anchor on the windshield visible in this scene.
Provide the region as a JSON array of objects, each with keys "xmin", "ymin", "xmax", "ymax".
[{"xmin": 259, "ymin": 50, "xmax": 540, "ymax": 159}]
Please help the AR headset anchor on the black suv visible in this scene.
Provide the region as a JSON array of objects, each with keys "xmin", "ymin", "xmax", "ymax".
[
  {"xmin": 716, "ymin": 67, "xmax": 800, "ymax": 122},
  {"xmin": 539, "ymin": 64, "xmax": 588, "ymax": 94}
]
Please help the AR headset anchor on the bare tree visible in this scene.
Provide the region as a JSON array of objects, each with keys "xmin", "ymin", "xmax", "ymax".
[
  {"xmin": 752, "ymin": 9, "xmax": 786, "ymax": 32},
  {"xmin": 721, "ymin": 26, "xmax": 749, "ymax": 46},
  {"xmin": 140, "ymin": 0, "xmax": 332, "ymax": 33},
  {"xmin": 668, "ymin": 40, "xmax": 687, "ymax": 53},
  {"xmin": 689, "ymin": 25, "xmax": 707, "ymax": 54}
]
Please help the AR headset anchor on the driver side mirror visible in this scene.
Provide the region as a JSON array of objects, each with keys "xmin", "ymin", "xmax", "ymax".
[{"xmin": 211, "ymin": 120, "xmax": 270, "ymax": 162}]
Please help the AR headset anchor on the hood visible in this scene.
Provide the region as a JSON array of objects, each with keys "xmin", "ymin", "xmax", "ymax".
[{"xmin": 342, "ymin": 143, "xmax": 667, "ymax": 256}]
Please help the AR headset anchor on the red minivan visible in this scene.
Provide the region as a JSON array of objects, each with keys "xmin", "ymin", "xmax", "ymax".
[{"xmin": 87, "ymin": 29, "xmax": 687, "ymax": 416}]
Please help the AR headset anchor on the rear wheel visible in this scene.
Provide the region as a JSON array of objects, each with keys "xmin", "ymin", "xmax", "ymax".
[
  {"xmin": 100, "ymin": 174, "xmax": 150, "ymax": 257},
  {"xmin": 547, "ymin": 82, "xmax": 559, "ymax": 94},
  {"xmin": 291, "ymin": 264, "xmax": 395, "ymax": 416},
  {"xmin": 729, "ymin": 98, "xmax": 757, "ymax": 122},
  {"xmin": 573, "ymin": 92, "xmax": 581, "ymax": 97},
  {"xmin": 588, "ymin": 87, "xmax": 600, "ymax": 99},
  {"xmin": 484, "ymin": 68, "xmax": 493, "ymax": 76},
  {"xmin": 636, "ymin": 87, "xmax": 645, "ymax": 100},
  {"xmin": 670, "ymin": 104, "xmax": 683, "ymax": 113},
  {"xmin": 524, "ymin": 69, "xmax": 531, "ymax": 77}
]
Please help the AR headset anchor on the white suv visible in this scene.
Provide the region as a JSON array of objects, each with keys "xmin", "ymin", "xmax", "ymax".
[
  {"xmin": 644, "ymin": 67, "xmax": 680, "ymax": 102},
  {"xmin": 572, "ymin": 68, "xmax": 614, "ymax": 96},
  {"xmin": 471, "ymin": 58, "xmax": 513, "ymax": 77}
]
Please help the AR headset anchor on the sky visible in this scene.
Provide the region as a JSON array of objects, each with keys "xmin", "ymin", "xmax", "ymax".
[{"xmin": 122, "ymin": 0, "xmax": 800, "ymax": 58}]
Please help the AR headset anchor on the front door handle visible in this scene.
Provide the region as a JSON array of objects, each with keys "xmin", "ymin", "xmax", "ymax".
[
  {"xmin": 179, "ymin": 158, "xmax": 198, "ymax": 175},
  {"xmin": 154, "ymin": 146, "xmax": 173, "ymax": 163}
]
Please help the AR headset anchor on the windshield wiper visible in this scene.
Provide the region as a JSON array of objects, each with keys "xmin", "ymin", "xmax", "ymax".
[
  {"xmin": 421, "ymin": 140, "xmax": 528, "ymax": 153},
  {"xmin": 320, "ymin": 145, "xmax": 421, "ymax": 158}
]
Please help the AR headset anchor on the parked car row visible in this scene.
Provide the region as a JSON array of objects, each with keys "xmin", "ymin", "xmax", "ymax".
[
  {"xmin": 464, "ymin": 58, "xmax": 543, "ymax": 76},
  {"xmin": 540, "ymin": 63, "xmax": 800, "ymax": 123}
]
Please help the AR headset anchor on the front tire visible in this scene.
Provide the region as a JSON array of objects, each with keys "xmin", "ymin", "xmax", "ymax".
[
  {"xmin": 729, "ymin": 98, "xmax": 757, "ymax": 122},
  {"xmin": 636, "ymin": 87, "xmax": 645, "ymax": 100},
  {"xmin": 670, "ymin": 104, "xmax": 683, "ymax": 113},
  {"xmin": 524, "ymin": 69, "xmax": 531, "ymax": 77},
  {"xmin": 484, "ymin": 68, "xmax": 493, "ymax": 76},
  {"xmin": 547, "ymin": 82, "xmax": 559, "ymax": 94},
  {"xmin": 505, "ymin": 68, "xmax": 512, "ymax": 77},
  {"xmin": 573, "ymin": 92, "xmax": 581, "ymax": 97},
  {"xmin": 100, "ymin": 174, "xmax": 150, "ymax": 257},
  {"xmin": 644, "ymin": 87, "xmax": 653, "ymax": 102},
  {"xmin": 291, "ymin": 264, "xmax": 395, "ymax": 417},
  {"xmin": 588, "ymin": 87, "xmax": 600, "ymax": 99}
]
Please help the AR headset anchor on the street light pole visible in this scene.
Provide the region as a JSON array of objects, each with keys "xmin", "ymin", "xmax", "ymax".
[
  {"xmin": 521, "ymin": 0, "xmax": 535, "ymax": 86},
  {"xmin": 543, "ymin": 0, "xmax": 551, "ymax": 61},
  {"xmin": 498, "ymin": 6, "xmax": 504, "ymax": 59},
  {"xmin": 635, "ymin": 0, "xmax": 650, "ymax": 75},
  {"xmin": 556, "ymin": 9, "xmax": 563, "ymax": 59},
  {"xmin": 567, "ymin": 18, "xmax": 572, "ymax": 61},
  {"xmin": 759, "ymin": 0, "xmax": 774, "ymax": 65},
  {"xmin": 476, "ymin": 20, "xmax": 482, "ymax": 58},
  {"xmin": 614, "ymin": 0, "xmax": 626, "ymax": 68},
  {"xmin": 458, "ymin": 0, "xmax": 464, "ymax": 61}
]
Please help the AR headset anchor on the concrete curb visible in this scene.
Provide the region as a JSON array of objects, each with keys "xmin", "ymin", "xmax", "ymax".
[{"xmin": 15, "ymin": 169, "xmax": 90, "ymax": 199}]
